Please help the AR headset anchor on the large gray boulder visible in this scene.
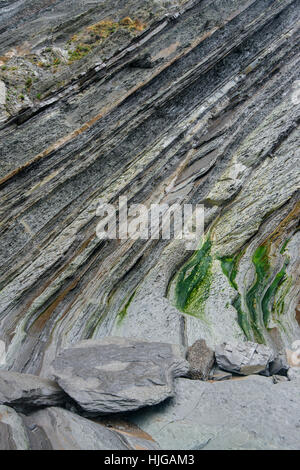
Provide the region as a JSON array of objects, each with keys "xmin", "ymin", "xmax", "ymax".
[
  {"xmin": 0, "ymin": 405, "xmax": 31, "ymax": 450},
  {"xmin": 186, "ymin": 339, "xmax": 215, "ymax": 380},
  {"xmin": 215, "ymin": 341, "xmax": 275, "ymax": 375},
  {"xmin": 0, "ymin": 370, "xmax": 66, "ymax": 411},
  {"xmin": 51, "ymin": 337, "xmax": 189, "ymax": 414},
  {"xmin": 0, "ymin": 404, "xmax": 159, "ymax": 450},
  {"xmin": 23, "ymin": 407, "xmax": 160, "ymax": 450},
  {"xmin": 129, "ymin": 376, "xmax": 300, "ymax": 450}
]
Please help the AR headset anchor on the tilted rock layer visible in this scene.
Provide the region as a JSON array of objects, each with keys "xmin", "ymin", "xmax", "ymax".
[{"xmin": 0, "ymin": 0, "xmax": 299, "ymax": 378}]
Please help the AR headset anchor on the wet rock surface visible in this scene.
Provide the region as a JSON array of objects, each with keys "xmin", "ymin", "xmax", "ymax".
[{"xmin": 51, "ymin": 337, "xmax": 189, "ymax": 414}]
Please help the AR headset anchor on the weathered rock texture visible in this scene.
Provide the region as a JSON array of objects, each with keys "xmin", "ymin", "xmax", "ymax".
[
  {"xmin": 129, "ymin": 376, "xmax": 300, "ymax": 450},
  {"xmin": 0, "ymin": 370, "xmax": 66, "ymax": 411},
  {"xmin": 0, "ymin": 405, "xmax": 31, "ymax": 450},
  {"xmin": 51, "ymin": 337, "xmax": 188, "ymax": 414},
  {"xmin": 22, "ymin": 406, "xmax": 160, "ymax": 450},
  {"xmin": 0, "ymin": 0, "xmax": 299, "ymax": 381},
  {"xmin": 0, "ymin": 404, "xmax": 159, "ymax": 450},
  {"xmin": 215, "ymin": 341, "xmax": 275, "ymax": 375},
  {"xmin": 186, "ymin": 339, "xmax": 215, "ymax": 380}
]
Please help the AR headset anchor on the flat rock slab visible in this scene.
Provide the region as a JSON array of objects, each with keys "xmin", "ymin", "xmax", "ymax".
[
  {"xmin": 129, "ymin": 376, "xmax": 300, "ymax": 450},
  {"xmin": 215, "ymin": 341, "xmax": 275, "ymax": 375},
  {"xmin": 0, "ymin": 370, "xmax": 66, "ymax": 411},
  {"xmin": 23, "ymin": 406, "xmax": 160, "ymax": 450},
  {"xmin": 51, "ymin": 337, "xmax": 188, "ymax": 414}
]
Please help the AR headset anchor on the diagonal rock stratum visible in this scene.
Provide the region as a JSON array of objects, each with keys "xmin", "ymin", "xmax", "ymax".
[{"xmin": 0, "ymin": 0, "xmax": 298, "ymax": 378}]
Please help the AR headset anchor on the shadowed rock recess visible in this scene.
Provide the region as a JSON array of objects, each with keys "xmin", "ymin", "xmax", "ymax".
[{"xmin": 0, "ymin": 0, "xmax": 299, "ymax": 451}]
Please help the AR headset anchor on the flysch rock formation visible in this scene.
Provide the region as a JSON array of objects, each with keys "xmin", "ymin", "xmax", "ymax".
[{"xmin": 0, "ymin": 0, "xmax": 299, "ymax": 451}]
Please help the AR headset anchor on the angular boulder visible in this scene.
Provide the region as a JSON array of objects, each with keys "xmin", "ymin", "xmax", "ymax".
[
  {"xmin": 186, "ymin": 339, "xmax": 215, "ymax": 380},
  {"xmin": 0, "ymin": 370, "xmax": 66, "ymax": 412},
  {"xmin": 51, "ymin": 337, "xmax": 189, "ymax": 414},
  {"xmin": 23, "ymin": 407, "xmax": 160, "ymax": 450},
  {"xmin": 268, "ymin": 354, "xmax": 289, "ymax": 376},
  {"xmin": 215, "ymin": 341, "xmax": 275, "ymax": 375},
  {"xmin": 0, "ymin": 405, "xmax": 31, "ymax": 450}
]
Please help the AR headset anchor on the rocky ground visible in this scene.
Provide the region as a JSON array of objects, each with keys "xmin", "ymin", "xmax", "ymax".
[{"xmin": 0, "ymin": 0, "xmax": 299, "ymax": 451}]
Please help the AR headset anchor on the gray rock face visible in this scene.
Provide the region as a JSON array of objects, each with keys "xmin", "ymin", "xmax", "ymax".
[
  {"xmin": 23, "ymin": 406, "xmax": 160, "ymax": 450},
  {"xmin": 287, "ymin": 367, "xmax": 300, "ymax": 381},
  {"xmin": 272, "ymin": 375, "xmax": 288, "ymax": 384},
  {"xmin": 215, "ymin": 341, "xmax": 275, "ymax": 375},
  {"xmin": 0, "ymin": 0, "xmax": 299, "ymax": 377},
  {"xmin": 51, "ymin": 337, "xmax": 189, "ymax": 414},
  {"xmin": 0, "ymin": 404, "xmax": 160, "ymax": 450},
  {"xmin": 269, "ymin": 355, "xmax": 289, "ymax": 376},
  {"xmin": 0, "ymin": 405, "xmax": 31, "ymax": 450},
  {"xmin": 186, "ymin": 339, "xmax": 215, "ymax": 380},
  {"xmin": 0, "ymin": 81, "xmax": 6, "ymax": 105},
  {"xmin": 0, "ymin": 370, "xmax": 66, "ymax": 411},
  {"xmin": 129, "ymin": 376, "xmax": 300, "ymax": 450}
]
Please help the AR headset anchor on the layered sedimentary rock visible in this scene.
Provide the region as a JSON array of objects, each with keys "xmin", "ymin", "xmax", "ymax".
[{"xmin": 0, "ymin": 0, "xmax": 299, "ymax": 382}]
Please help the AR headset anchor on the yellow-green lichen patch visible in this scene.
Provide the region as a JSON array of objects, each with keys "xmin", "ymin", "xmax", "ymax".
[{"xmin": 66, "ymin": 17, "xmax": 147, "ymax": 64}]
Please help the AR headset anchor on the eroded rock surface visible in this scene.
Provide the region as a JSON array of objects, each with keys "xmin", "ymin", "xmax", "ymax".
[
  {"xmin": 129, "ymin": 376, "xmax": 300, "ymax": 450},
  {"xmin": 215, "ymin": 341, "xmax": 275, "ymax": 375},
  {"xmin": 186, "ymin": 339, "xmax": 215, "ymax": 380},
  {"xmin": 51, "ymin": 337, "xmax": 188, "ymax": 414},
  {"xmin": 0, "ymin": 403, "xmax": 159, "ymax": 450},
  {"xmin": 0, "ymin": 0, "xmax": 299, "ymax": 451},
  {"xmin": 23, "ymin": 406, "xmax": 160, "ymax": 450},
  {"xmin": 0, "ymin": 370, "xmax": 66, "ymax": 412},
  {"xmin": 0, "ymin": 405, "xmax": 31, "ymax": 450},
  {"xmin": 0, "ymin": 0, "xmax": 298, "ymax": 377}
]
